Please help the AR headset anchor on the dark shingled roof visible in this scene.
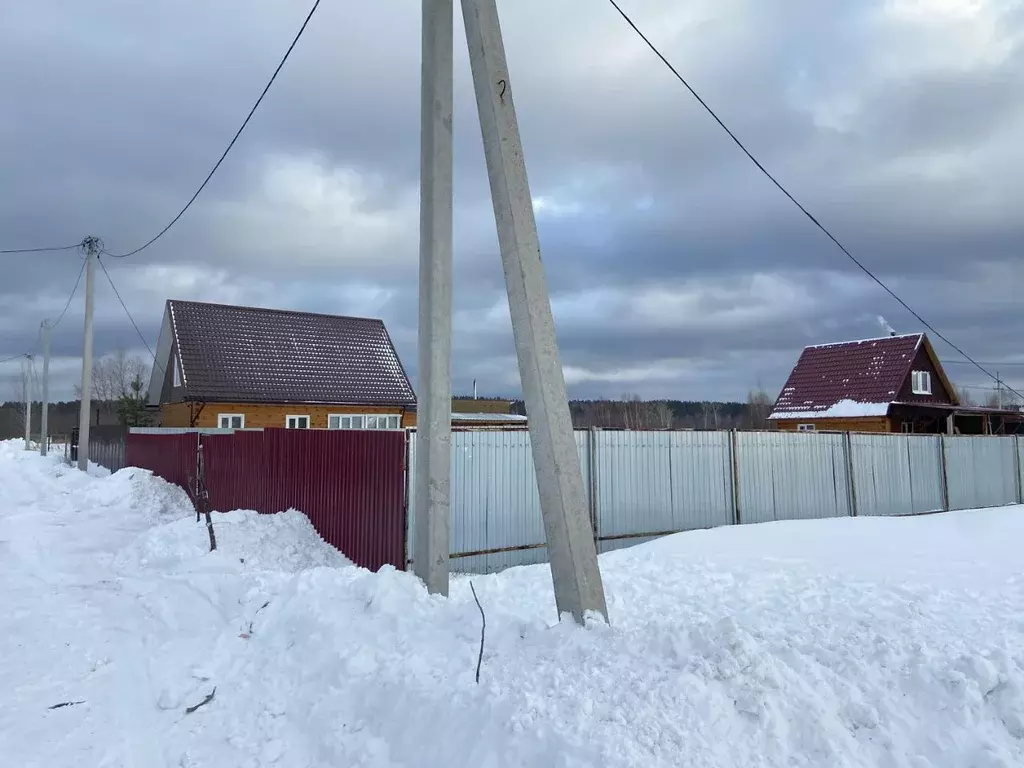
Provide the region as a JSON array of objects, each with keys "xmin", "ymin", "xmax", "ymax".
[
  {"xmin": 770, "ymin": 333, "xmax": 924, "ymax": 418},
  {"xmin": 168, "ymin": 299, "xmax": 415, "ymax": 405}
]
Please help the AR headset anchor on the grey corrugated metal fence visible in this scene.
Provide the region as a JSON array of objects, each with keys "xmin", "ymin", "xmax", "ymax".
[{"xmin": 407, "ymin": 430, "xmax": 1024, "ymax": 574}]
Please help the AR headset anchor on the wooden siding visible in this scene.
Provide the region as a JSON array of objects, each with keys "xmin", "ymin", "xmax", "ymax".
[
  {"xmin": 160, "ymin": 402, "xmax": 409, "ymax": 429},
  {"xmin": 774, "ymin": 417, "xmax": 891, "ymax": 433}
]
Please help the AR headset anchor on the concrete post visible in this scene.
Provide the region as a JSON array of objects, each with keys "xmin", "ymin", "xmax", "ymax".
[
  {"xmin": 461, "ymin": 0, "xmax": 608, "ymax": 623},
  {"xmin": 77, "ymin": 242, "xmax": 97, "ymax": 471},
  {"xmin": 23, "ymin": 356, "xmax": 32, "ymax": 450},
  {"xmin": 414, "ymin": 0, "xmax": 454, "ymax": 596},
  {"xmin": 40, "ymin": 322, "xmax": 51, "ymax": 457}
]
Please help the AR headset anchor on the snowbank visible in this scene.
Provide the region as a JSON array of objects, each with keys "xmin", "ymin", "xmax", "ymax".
[{"xmin": 1, "ymin": 442, "xmax": 1023, "ymax": 767}]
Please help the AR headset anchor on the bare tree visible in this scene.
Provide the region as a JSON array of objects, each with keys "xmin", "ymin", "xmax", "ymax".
[
  {"xmin": 746, "ymin": 388, "xmax": 773, "ymax": 430},
  {"xmin": 75, "ymin": 349, "xmax": 151, "ymax": 409},
  {"xmin": 953, "ymin": 386, "xmax": 975, "ymax": 407}
]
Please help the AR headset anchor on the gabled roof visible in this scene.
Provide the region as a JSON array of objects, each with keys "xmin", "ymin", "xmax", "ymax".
[
  {"xmin": 150, "ymin": 299, "xmax": 415, "ymax": 406},
  {"xmin": 769, "ymin": 333, "xmax": 941, "ymax": 420}
]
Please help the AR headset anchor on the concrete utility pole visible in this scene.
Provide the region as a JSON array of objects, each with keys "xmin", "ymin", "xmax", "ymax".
[
  {"xmin": 22, "ymin": 355, "xmax": 33, "ymax": 450},
  {"xmin": 77, "ymin": 237, "xmax": 99, "ymax": 471},
  {"xmin": 40, "ymin": 321, "xmax": 51, "ymax": 457},
  {"xmin": 414, "ymin": 0, "xmax": 455, "ymax": 595},
  {"xmin": 460, "ymin": 0, "xmax": 608, "ymax": 622},
  {"xmin": 996, "ymin": 372, "xmax": 1002, "ymax": 411}
]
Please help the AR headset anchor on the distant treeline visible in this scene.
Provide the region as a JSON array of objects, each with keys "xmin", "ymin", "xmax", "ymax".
[
  {"xmin": 513, "ymin": 395, "xmax": 773, "ymax": 430},
  {"xmin": 0, "ymin": 400, "xmax": 123, "ymax": 441}
]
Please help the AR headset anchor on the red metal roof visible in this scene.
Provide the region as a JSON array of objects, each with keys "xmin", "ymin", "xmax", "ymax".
[
  {"xmin": 771, "ymin": 333, "xmax": 924, "ymax": 418},
  {"xmin": 168, "ymin": 299, "xmax": 415, "ymax": 406}
]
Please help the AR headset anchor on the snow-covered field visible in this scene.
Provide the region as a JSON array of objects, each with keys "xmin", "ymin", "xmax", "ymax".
[{"xmin": 1, "ymin": 440, "xmax": 1023, "ymax": 767}]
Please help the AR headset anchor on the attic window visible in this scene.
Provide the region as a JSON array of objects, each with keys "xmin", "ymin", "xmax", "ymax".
[
  {"xmin": 911, "ymin": 370, "xmax": 932, "ymax": 395},
  {"xmin": 172, "ymin": 357, "xmax": 181, "ymax": 388}
]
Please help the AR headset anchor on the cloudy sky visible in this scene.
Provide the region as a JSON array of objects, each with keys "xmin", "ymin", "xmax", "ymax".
[{"xmin": 2, "ymin": 0, "xmax": 1023, "ymax": 404}]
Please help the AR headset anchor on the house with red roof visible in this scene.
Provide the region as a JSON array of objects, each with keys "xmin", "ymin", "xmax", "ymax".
[{"xmin": 769, "ymin": 332, "xmax": 1022, "ymax": 434}]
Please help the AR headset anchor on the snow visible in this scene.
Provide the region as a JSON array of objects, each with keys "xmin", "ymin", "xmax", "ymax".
[
  {"xmin": 2, "ymin": 440, "xmax": 1024, "ymax": 767},
  {"xmin": 451, "ymin": 411, "xmax": 528, "ymax": 423},
  {"xmin": 769, "ymin": 398, "xmax": 892, "ymax": 419}
]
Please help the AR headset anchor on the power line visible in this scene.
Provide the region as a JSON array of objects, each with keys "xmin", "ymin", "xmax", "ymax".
[
  {"xmin": 604, "ymin": 0, "xmax": 1024, "ymax": 403},
  {"xmin": 0, "ymin": 256, "xmax": 85, "ymax": 366},
  {"xmin": 944, "ymin": 360, "xmax": 1024, "ymax": 368},
  {"xmin": 96, "ymin": 257, "xmax": 164, "ymax": 377},
  {"xmin": 50, "ymin": 258, "xmax": 88, "ymax": 331},
  {"xmin": 0, "ymin": 242, "xmax": 82, "ymax": 254},
  {"xmin": 104, "ymin": 0, "xmax": 322, "ymax": 260}
]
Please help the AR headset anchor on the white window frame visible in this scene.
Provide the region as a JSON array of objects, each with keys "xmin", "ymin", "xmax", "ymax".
[
  {"xmin": 911, "ymin": 370, "xmax": 932, "ymax": 395},
  {"xmin": 327, "ymin": 413, "xmax": 402, "ymax": 430},
  {"xmin": 218, "ymin": 413, "xmax": 245, "ymax": 429},
  {"xmin": 797, "ymin": 423, "xmax": 816, "ymax": 432},
  {"xmin": 285, "ymin": 414, "xmax": 310, "ymax": 429}
]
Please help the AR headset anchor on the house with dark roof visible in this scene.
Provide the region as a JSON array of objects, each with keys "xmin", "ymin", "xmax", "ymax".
[
  {"xmin": 769, "ymin": 332, "xmax": 1024, "ymax": 434},
  {"xmin": 147, "ymin": 299, "xmax": 416, "ymax": 430}
]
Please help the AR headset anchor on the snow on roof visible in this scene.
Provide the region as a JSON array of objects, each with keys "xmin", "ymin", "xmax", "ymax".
[
  {"xmin": 768, "ymin": 399, "xmax": 891, "ymax": 420},
  {"xmin": 451, "ymin": 412, "xmax": 527, "ymax": 423},
  {"xmin": 770, "ymin": 333, "xmax": 928, "ymax": 418}
]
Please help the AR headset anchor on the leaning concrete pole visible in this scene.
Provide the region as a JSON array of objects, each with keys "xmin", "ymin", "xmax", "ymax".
[
  {"xmin": 460, "ymin": 0, "xmax": 608, "ymax": 623},
  {"xmin": 414, "ymin": 0, "xmax": 455, "ymax": 595}
]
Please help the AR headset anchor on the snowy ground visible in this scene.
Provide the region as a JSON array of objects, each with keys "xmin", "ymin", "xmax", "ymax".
[{"xmin": 1, "ymin": 441, "xmax": 1023, "ymax": 767}]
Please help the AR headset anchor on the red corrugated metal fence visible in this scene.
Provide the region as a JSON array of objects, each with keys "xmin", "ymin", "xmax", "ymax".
[
  {"xmin": 125, "ymin": 432, "xmax": 198, "ymax": 493},
  {"xmin": 126, "ymin": 428, "xmax": 407, "ymax": 572}
]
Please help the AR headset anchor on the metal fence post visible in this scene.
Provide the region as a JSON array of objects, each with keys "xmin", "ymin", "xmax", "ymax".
[
  {"xmin": 844, "ymin": 431, "xmax": 858, "ymax": 517},
  {"xmin": 940, "ymin": 434, "xmax": 950, "ymax": 511},
  {"xmin": 730, "ymin": 430, "xmax": 741, "ymax": 525},
  {"xmin": 1015, "ymin": 434, "xmax": 1023, "ymax": 505}
]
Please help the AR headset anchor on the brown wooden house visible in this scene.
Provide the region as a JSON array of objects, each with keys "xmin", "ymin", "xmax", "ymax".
[
  {"xmin": 769, "ymin": 332, "xmax": 1024, "ymax": 434},
  {"xmin": 147, "ymin": 299, "xmax": 417, "ymax": 430}
]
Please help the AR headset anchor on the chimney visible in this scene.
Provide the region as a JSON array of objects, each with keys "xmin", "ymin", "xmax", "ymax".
[{"xmin": 473, "ymin": 379, "xmax": 477, "ymax": 399}]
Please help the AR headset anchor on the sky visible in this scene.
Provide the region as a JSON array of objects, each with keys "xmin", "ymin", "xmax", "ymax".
[{"xmin": 2, "ymin": 0, "xmax": 1023, "ymax": 404}]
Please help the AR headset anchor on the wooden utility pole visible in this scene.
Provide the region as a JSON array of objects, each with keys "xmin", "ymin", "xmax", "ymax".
[
  {"xmin": 40, "ymin": 321, "xmax": 51, "ymax": 457},
  {"xmin": 460, "ymin": 0, "xmax": 607, "ymax": 622},
  {"xmin": 77, "ymin": 237, "xmax": 99, "ymax": 471}
]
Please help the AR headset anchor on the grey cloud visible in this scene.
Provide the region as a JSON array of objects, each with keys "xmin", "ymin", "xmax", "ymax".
[{"xmin": 2, "ymin": 0, "xmax": 1023, "ymax": 404}]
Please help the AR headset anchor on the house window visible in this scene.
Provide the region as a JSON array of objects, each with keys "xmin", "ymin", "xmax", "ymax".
[
  {"xmin": 797, "ymin": 423, "xmax": 816, "ymax": 432},
  {"xmin": 218, "ymin": 413, "xmax": 245, "ymax": 429},
  {"xmin": 911, "ymin": 370, "xmax": 932, "ymax": 395},
  {"xmin": 172, "ymin": 357, "xmax": 181, "ymax": 388},
  {"xmin": 327, "ymin": 413, "xmax": 402, "ymax": 430},
  {"xmin": 901, "ymin": 421, "xmax": 914, "ymax": 433},
  {"xmin": 286, "ymin": 415, "xmax": 310, "ymax": 429}
]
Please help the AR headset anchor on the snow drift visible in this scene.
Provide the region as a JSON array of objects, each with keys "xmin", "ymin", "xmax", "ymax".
[{"xmin": 1, "ymin": 440, "xmax": 1022, "ymax": 767}]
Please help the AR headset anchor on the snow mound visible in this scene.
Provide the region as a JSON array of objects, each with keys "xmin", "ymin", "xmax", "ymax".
[
  {"xmin": 3, "ymin": 441, "xmax": 1024, "ymax": 767},
  {"xmin": 119, "ymin": 508, "xmax": 352, "ymax": 574}
]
